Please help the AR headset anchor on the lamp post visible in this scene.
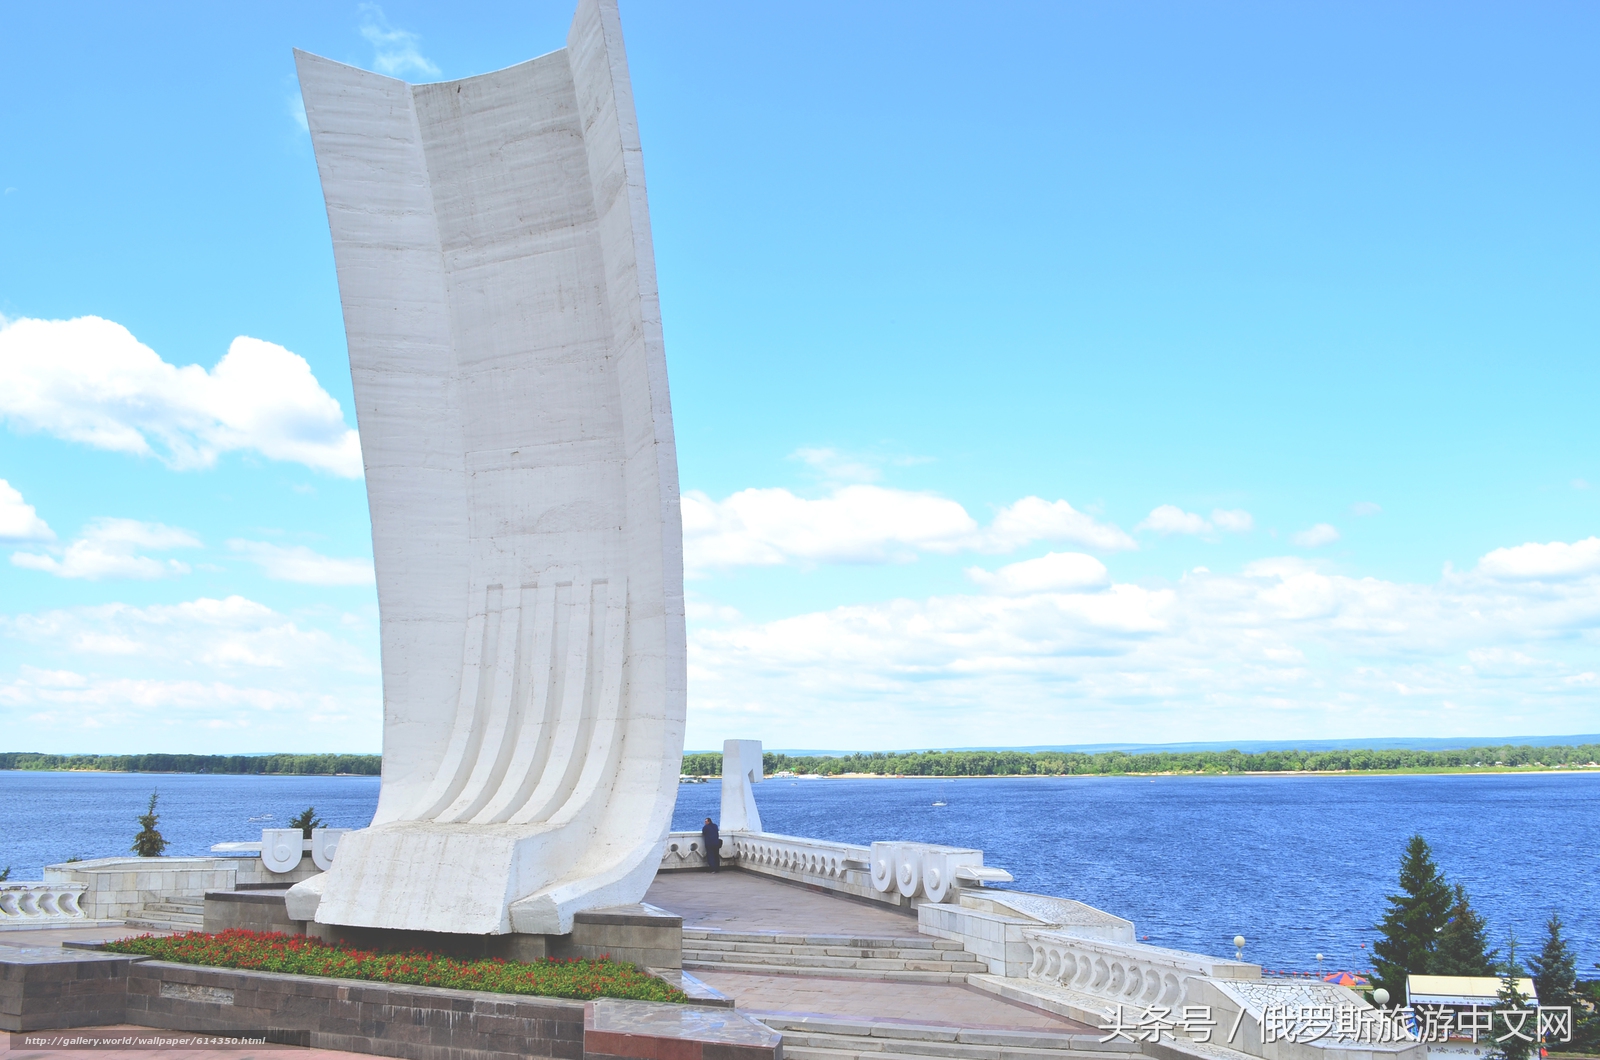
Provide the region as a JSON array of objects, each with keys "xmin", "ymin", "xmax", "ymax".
[
  {"xmin": 1234, "ymin": 935, "xmax": 1246, "ymax": 961},
  {"xmin": 1373, "ymin": 988, "xmax": 1390, "ymax": 1009},
  {"xmin": 1316, "ymin": 952, "xmax": 1324, "ymax": 978}
]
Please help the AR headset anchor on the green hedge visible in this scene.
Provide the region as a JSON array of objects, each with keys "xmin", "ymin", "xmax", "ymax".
[{"xmin": 104, "ymin": 930, "xmax": 686, "ymax": 1003}]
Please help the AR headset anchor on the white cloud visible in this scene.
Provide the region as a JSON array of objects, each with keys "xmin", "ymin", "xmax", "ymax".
[
  {"xmin": 966, "ymin": 552, "xmax": 1109, "ymax": 595},
  {"xmin": 11, "ymin": 518, "xmax": 199, "ymax": 580},
  {"xmin": 1291, "ymin": 523, "xmax": 1341, "ymax": 547},
  {"xmin": 684, "ymin": 536, "xmax": 1600, "ymax": 749},
  {"xmin": 358, "ymin": 3, "xmax": 441, "ymax": 78},
  {"xmin": 681, "ymin": 487, "xmax": 1134, "ymax": 573},
  {"xmin": 1477, "ymin": 537, "xmax": 1600, "ymax": 581},
  {"xmin": 228, "ymin": 540, "xmax": 375, "ymax": 586},
  {"xmin": 793, "ymin": 447, "xmax": 881, "ymax": 484},
  {"xmin": 1138, "ymin": 505, "xmax": 1211, "ymax": 535},
  {"xmin": 0, "ymin": 597, "xmax": 381, "ymax": 750},
  {"xmin": 978, "ymin": 497, "xmax": 1136, "ymax": 554},
  {"xmin": 1211, "ymin": 508, "xmax": 1254, "ymax": 533},
  {"xmin": 4, "ymin": 596, "xmax": 372, "ymax": 676},
  {"xmin": 0, "ymin": 315, "xmax": 362, "ymax": 477},
  {"xmin": 1352, "ymin": 501, "xmax": 1383, "ymax": 516},
  {"xmin": 0, "ymin": 479, "xmax": 53, "ymax": 541}
]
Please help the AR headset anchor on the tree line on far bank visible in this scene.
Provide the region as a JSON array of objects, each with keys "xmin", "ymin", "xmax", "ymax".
[
  {"xmin": 0, "ymin": 753, "xmax": 381, "ymax": 775},
  {"xmin": 679, "ymin": 744, "xmax": 1600, "ymax": 778}
]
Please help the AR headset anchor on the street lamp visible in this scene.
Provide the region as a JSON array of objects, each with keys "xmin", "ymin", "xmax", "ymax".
[
  {"xmin": 1234, "ymin": 935, "xmax": 1246, "ymax": 961},
  {"xmin": 1316, "ymin": 953, "xmax": 1324, "ymax": 978},
  {"xmin": 1373, "ymin": 988, "xmax": 1390, "ymax": 1008}
]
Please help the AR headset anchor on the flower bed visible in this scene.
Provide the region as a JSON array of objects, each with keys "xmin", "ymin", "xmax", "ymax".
[{"xmin": 103, "ymin": 929, "xmax": 688, "ymax": 1003}]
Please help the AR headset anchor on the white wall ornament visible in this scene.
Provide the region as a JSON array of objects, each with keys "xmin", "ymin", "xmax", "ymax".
[
  {"xmin": 261, "ymin": 829, "xmax": 305, "ymax": 874},
  {"xmin": 719, "ymin": 739, "xmax": 764, "ymax": 833},
  {"xmin": 310, "ymin": 828, "xmax": 349, "ymax": 872},
  {"xmin": 870, "ymin": 841, "xmax": 1010, "ymax": 903},
  {"xmin": 287, "ymin": 0, "xmax": 686, "ymax": 937}
]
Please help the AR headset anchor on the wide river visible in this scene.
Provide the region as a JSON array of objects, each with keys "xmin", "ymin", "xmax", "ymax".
[{"xmin": 2, "ymin": 770, "xmax": 1594, "ymax": 975}]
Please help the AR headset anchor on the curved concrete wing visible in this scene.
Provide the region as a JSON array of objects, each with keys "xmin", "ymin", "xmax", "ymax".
[{"xmin": 289, "ymin": 0, "xmax": 685, "ymax": 936}]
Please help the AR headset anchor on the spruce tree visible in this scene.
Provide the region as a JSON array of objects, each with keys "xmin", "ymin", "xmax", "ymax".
[
  {"xmin": 1492, "ymin": 932, "xmax": 1535, "ymax": 1060},
  {"xmin": 1434, "ymin": 883, "xmax": 1497, "ymax": 976},
  {"xmin": 1531, "ymin": 913, "xmax": 1578, "ymax": 1012},
  {"xmin": 1372, "ymin": 834, "xmax": 1453, "ymax": 1002},
  {"xmin": 289, "ymin": 807, "xmax": 325, "ymax": 839},
  {"xmin": 130, "ymin": 790, "xmax": 168, "ymax": 857}
]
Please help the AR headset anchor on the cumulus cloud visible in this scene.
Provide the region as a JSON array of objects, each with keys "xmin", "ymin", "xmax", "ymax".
[
  {"xmin": 358, "ymin": 3, "xmax": 441, "ymax": 78},
  {"xmin": 0, "ymin": 315, "xmax": 362, "ymax": 477},
  {"xmin": 1138, "ymin": 505, "xmax": 1211, "ymax": 535},
  {"xmin": 228, "ymin": 540, "xmax": 376, "ymax": 586},
  {"xmin": 979, "ymin": 498, "xmax": 1136, "ymax": 554},
  {"xmin": 966, "ymin": 552, "xmax": 1109, "ymax": 595},
  {"xmin": 1291, "ymin": 523, "xmax": 1341, "ymax": 547},
  {"xmin": 1477, "ymin": 537, "xmax": 1600, "ymax": 581},
  {"xmin": 681, "ymin": 487, "xmax": 1134, "ymax": 573},
  {"xmin": 685, "ymin": 535, "xmax": 1600, "ymax": 749},
  {"xmin": 0, "ymin": 480, "xmax": 53, "ymax": 541},
  {"xmin": 1211, "ymin": 508, "xmax": 1254, "ymax": 533},
  {"xmin": 11, "ymin": 519, "xmax": 199, "ymax": 580}
]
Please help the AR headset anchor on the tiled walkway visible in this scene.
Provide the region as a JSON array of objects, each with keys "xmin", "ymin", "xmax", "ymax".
[
  {"xmin": 692, "ymin": 969, "xmax": 1087, "ymax": 1031},
  {"xmin": 644, "ymin": 870, "xmax": 1094, "ymax": 1033},
  {"xmin": 644, "ymin": 870, "xmax": 918, "ymax": 935}
]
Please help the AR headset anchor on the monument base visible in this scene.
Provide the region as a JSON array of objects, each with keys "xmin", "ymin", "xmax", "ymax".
[{"xmin": 206, "ymin": 890, "xmax": 683, "ymax": 970}]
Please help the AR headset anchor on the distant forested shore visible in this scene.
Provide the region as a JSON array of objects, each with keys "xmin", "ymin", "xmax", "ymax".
[
  {"xmin": 0, "ymin": 753, "xmax": 381, "ymax": 775},
  {"xmin": 5, "ymin": 744, "xmax": 1598, "ymax": 779},
  {"xmin": 680, "ymin": 744, "xmax": 1600, "ymax": 778}
]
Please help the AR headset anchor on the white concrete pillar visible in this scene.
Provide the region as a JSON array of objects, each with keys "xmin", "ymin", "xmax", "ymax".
[{"xmin": 720, "ymin": 739, "xmax": 764, "ymax": 833}]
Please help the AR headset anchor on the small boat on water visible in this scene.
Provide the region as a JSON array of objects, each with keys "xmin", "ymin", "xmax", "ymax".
[{"xmin": 931, "ymin": 800, "xmax": 946, "ymax": 807}]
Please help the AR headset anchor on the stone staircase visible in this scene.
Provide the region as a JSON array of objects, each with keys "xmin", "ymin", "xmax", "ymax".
[
  {"xmin": 757, "ymin": 1015, "xmax": 1140, "ymax": 1060},
  {"xmin": 125, "ymin": 895, "xmax": 204, "ymax": 932},
  {"xmin": 682, "ymin": 928, "xmax": 989, "ymax": 983}
]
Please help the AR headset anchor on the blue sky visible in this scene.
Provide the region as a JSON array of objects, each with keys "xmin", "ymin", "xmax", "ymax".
[{"xmin": 1, "ymin": 2, "xmax": 1596, "ymax": 753}]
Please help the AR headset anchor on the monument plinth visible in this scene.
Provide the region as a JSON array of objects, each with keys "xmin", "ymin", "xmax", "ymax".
[{"xmin": 287, "ymin": 0, "xmax": 686, "ymax": 937}]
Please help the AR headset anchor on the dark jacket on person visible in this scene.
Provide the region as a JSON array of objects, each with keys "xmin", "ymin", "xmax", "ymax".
[{"xmin": 701, "ymin": 820, "xmax": 721, "ymax": 869}]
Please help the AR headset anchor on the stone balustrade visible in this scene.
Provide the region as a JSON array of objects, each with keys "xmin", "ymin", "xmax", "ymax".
[
  {"xmin": 1023, "ymin": 928, "xmax": 1258, "ymax": 1010},
  {"xmin": 659, "ymin": 831, "xmax": 717, "ymax": 870},
  {"xmin": 0, "ymin": 882, "xmax": 92, "ymax": 928},
  {"xmin": 729, "ymin": 831, "xmax": 868, "ymax": 882}
]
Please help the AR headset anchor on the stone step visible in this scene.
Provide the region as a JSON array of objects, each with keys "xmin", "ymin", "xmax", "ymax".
[
  {"xmin": 146, "ymin": 900, "xmax": 205, "ymax": 914},
  {"xmin": 685, "ymin": 949, "xmax": 987, "ymax": 973},
  {"xmin": 124, "ymin": 917, "xmax": 199, "ymax": 932},
  {"xmin": 683, "ymin": 929, "xmax": 961, "ymax": 950},
  {"xmin": 683, "ymin": 960, "xmax": 974, "ymax": 984},
  {"xmin": 686, "ymin": 939, "xmax": 979, "ymax": 961},
  {"xmin": 756, "ymin": 1018, "xmax": 1137, "ymax": 1060}
]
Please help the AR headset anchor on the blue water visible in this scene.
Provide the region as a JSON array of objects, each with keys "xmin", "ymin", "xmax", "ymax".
[{"xmin": 2, "ymin": 770, "xmax": 1594, "ymax": 976}]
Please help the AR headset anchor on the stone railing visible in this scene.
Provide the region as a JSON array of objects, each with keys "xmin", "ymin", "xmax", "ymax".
[
  {"xmin": 1023, "ymin": 928, "xmax": 1257, "ymax": 1009},
  {"xmin": 730, "ymin": 831, "xmax": 868, "ymax": 882},
  {"xmin": 0, "ymin": 882, "xmax": 92, "ymax": 928},
  {"xmin": 660, "ymin": 831, "xmax": 716, "ymax": 870},
  {"xmin": 869, "ymin": 841, "xmax": 1012, "ymax": 903},
  {"xmin": 44, "ymin": 856, "xmax": 320, "ymax": 922}
]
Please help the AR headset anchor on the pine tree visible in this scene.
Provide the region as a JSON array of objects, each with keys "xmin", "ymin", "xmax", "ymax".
[
  {"xmin": 1372, "ymin": 834, "xmax": 1453, "ymax": 1002},
  {"xmin": 288, "ymin": 807, "xmax": 325, "ymax": 839},
  {"xmin": 1491, "ymin": 932, "xmax": 1536, "ymax": 1060},
  {"xmin": 1531, "ymin": 913, "xmax": 1579, "ymax": 1012},
  {"xmin": 130, "ymin": 790, "xmax": 168, "ymax": 857},
  {"xmin": 1434, "ymin": 883, "xmax": 1497, "ymax": 976}
]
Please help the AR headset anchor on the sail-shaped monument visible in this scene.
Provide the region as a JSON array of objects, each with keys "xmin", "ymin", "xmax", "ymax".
[{"xmin": 286, "ymin": 0, "xmax": 686, "ymax": 937}]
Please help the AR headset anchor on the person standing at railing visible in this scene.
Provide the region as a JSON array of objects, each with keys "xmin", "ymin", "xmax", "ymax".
[{"xmin": 701, "ymin": 817, "xmax": 721, "ymax": 873}]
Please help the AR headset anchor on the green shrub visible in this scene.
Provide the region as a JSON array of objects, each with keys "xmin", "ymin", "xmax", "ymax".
[{"xmin": 103, "ymin": 930, "xmax": 688, "ymax": 1003}]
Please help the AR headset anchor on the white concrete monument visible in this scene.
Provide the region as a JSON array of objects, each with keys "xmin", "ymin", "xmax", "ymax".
[
  {"xmin": 286, "ymin": 0, "xmax": 686, "ymax": 937},
  {"xmin": 719, "ymin": 740, "xmax": 764, "ymax": 833}
]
